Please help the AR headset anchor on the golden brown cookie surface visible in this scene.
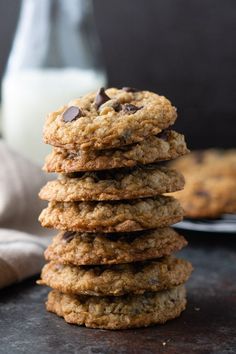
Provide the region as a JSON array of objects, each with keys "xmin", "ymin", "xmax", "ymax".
[
  {"xmin": 39, "ymin": 166, "xmax": 184, "ymax": 202},
  {"xmin": 44, "ymin": 130, "xmax": 189, "ymax": 173},
  {"xmin": 39, "ymin": 196, "xmax": 184, "ymax": 233},
  {"xmin": 45, "ymin": 228, "xmax": 188, "ymax": 265},
  {"xmin": 38, "ymin": 257, "xmax": 193, "ymax": 296}
]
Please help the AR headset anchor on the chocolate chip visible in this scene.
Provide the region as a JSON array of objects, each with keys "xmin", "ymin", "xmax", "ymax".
[
  {"xmin": 194, "ymin": 151, "xmax": 205, "ymax": 164},
  {"xmin": 62, "ymin": 231, "xmax": 76, "ymax": 242},
  {"xmin": 122, "ymin": 87, "xmax": 138, "ymax": 92},
  {"xmin": 149, "ymin": 278, "xmax": 159, "ymax": 285},
  {"xmin": 195, "ymin": 190, "xmax": 210, "ymax": 198},
  {"xmin": 122, "ymin": 103, "xmax": 142, "ymax": 114},
  {"xmin": 140, "ymin": 163, "xmax": 162, "ymax": 170},
  {"xmin": 132, "ymin": 308, "xmax": 141, "ymax": 315},
  {"xmin": 94, "ymin": 87, "xmax": 110, "ymax": 109},
  {"xmin": 120, "ymin": 129, "xmax": 131, "ymax": 143},
  {"xmin": 157, "ymin": 129, "xmax": 170, "ymax": 141},
  {"xmin": 112, "ymin": 101, "xmax": 122, "ymax": 112},
  {"xmin": 63, "ymin": 106, "xmax": 82, "ymax": 122}
]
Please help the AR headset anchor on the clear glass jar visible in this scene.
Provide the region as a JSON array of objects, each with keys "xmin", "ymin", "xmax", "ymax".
[{"xmin": 1, "ymin": 0, "xmax": 107, "ymax": 165}]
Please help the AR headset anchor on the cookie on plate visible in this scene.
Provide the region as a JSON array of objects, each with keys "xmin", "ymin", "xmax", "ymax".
[
  {"xmin": 38, "ymin": 257, "xmax": 193, "ymax": 296},
  {"xmin": 43, "ymin": 130, "xmax": 189, "ymax": 173},
  {"xmin": 46, "ymin": 285, "xmax": 186, "ymax": 329},
  {"xmin": 39, "ymin": 166, "xmax": 184, "ymax": 202},
  {"xmin": 43, "ymin": 88, "xmax": 177, "ymax": 151},
  {"xmin": 171, "ymin": 174, "xmax": 236, "ymax": 218},
  {"xmin": 39, "ymin": 196, "xmax": 184, "ymax": 233},
  {"xmin": 170, "ymin": 149, "xmax": 236, "ymax": 177},
  {"xmin": 45, "ymin": 228, "xmax": 188, "ymax": 265}
]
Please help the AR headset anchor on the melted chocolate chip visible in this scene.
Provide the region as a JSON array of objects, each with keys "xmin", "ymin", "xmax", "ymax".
[
  {"xmin": 63, "ymin": 106, "xmax": 82, "ymax": 122},
  {"xmin": 122, "ymin": 87, "xmax": 138, "ymax": 92},
  {"xmin": 94, "ymin": 87, "xmax": 110, "ymax": 109},
  {"xmin": 62, "ymin": 231, "xmax": 77, "ymax": 242},
  {"xmin": 120, "ymin": 129, "xmax": 131, "ymax": 144},
  {"xmin": 156, "ymin": 129, "xmax": 170, "ymax": 141},
  {"xmin": 122, "ymin": 103, "xmax": 142, "ymax": 114}
]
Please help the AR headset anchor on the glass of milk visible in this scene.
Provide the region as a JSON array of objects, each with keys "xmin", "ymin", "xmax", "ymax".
[{"xmin": 1, "ymin": 0, "xmax": 107, "ymax": 165}]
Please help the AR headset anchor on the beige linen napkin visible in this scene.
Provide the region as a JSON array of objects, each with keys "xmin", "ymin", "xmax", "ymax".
[{"xmin": 0, "ymin": 141, "xmax": 52, "ymax": 289}]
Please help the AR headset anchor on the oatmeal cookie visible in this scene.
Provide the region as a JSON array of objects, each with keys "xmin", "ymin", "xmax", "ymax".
[
  {"xmin": 44, "ymin": 130, "xmax": 188, "ymax": 173},
  {"xmin": 170, "ymin": 149, "xmax": 236, "ymax": 177},
  {"xmin": 39, "ymin": 196, "xmax": 184, "ymax": 232},
  {"xmin": 43, "ymin": 88, "xmax": 177, "ymax": 151},
  {"xmin": 171, "ymin": 174, "xmax": 236, "ymax": 218},
  {"xmin": 45, "ymin": 228, "xmax": 188, "ymax": 265},
  {"xmin": 38, "ymin": 257, "xmax": 193, "ymax": 296},
  {"xmin": 39, "ymin": 166, "xmax": 184, "ymax": 202},
  {"xmin": 46, "ymin": 285, "xmax": 186, "ymax": 329}
]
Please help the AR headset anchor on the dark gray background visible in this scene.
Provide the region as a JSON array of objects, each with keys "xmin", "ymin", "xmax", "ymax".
[{"xmin": 0, "ymin": 0, "xmax": 236, "ymax": 149}]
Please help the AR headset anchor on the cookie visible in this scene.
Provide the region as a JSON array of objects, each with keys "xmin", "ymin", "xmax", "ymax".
[
  {"xmin": 43, "ymin": 130, "xmax": 189, "ymax": 173},
  {"xmin": 39, "ymin": 196, "xmax": 184, "ymax": 233},
  {"xmin": 43, "ymin": 88, "xmax": 177, "ymax": 151},
  {"xmin": 39, "ymin": 166, "xmax": 185, "ymax": 202},
  {"xmin": 45, "ymin": 228, "xmax": 188, "ymax": 265},
  {"xmin": 170, "ymin": 149, "xmax": 236, "ymax": 177},
  {"xmin": 46, "ymin": 285, "xmax": 186, "ymax": 329},
  {"xmin": 171, "ymin": 174, "xmax": 236, "ymax": 218},
  {"xmin": 38, "ymin": 257, "xmax": 192, "ymax": 296}
]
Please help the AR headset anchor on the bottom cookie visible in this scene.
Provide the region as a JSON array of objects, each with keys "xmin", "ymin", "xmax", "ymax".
[{"xmin": 46, "ymin": 285, "xmax": 186, "ymax": 330}]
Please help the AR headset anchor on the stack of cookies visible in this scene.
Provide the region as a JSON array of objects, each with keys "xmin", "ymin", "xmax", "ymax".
[{"xmin": 38, "ymin": 87, "xmax": 193, "ymax": 330}]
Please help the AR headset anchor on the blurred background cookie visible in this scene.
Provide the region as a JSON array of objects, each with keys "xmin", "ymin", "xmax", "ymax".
[{"xmin": 169, "ymin": 149, "xmax": 236, "ymax": 218}]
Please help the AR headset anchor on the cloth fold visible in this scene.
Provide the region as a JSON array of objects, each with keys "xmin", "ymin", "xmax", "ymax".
[
  {"xmin": 0, "ymin": 141, "xmax": 52, "ymax": 289},
  {"xmin": 0, "ymin": 230, "xmax": 51, "ymax": 289}
]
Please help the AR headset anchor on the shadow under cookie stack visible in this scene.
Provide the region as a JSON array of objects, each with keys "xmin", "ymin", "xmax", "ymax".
[{"xmin": 38, "ymin": 87, "xmax": 193, "ymax": 330}]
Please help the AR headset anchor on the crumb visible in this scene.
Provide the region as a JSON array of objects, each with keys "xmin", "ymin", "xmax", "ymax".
[{"xmin": 162, "ymin": 339, "xmax": 170, "ymax": 346}]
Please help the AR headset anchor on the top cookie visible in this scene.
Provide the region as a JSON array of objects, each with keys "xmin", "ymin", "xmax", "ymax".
[{"xmin": 43, "ymin": 87, "xmax": 177, "ymax": 151}]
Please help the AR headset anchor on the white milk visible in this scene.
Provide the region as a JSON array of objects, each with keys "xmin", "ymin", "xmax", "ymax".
[{"xmin": 1, "ymin": 68, "xmax": 106, "ymax": 165}]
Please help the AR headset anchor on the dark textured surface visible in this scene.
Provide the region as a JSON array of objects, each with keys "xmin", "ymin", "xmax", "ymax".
[{"xmin": 0, "ymin": 233, "xmax": 236, "ymax": 354}]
